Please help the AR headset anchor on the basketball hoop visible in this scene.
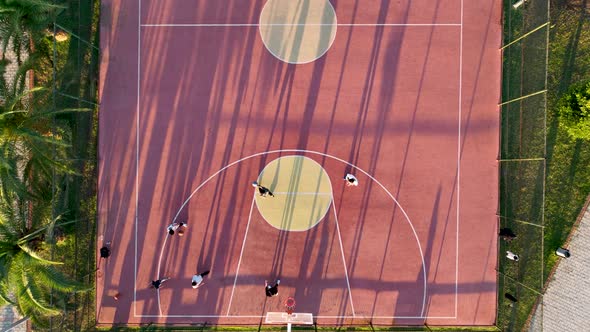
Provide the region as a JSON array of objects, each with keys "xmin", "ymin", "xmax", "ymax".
[
  {"xmin": 266, "ymin": 299, "xmax": 313, "ymax": 332},
  {"xmin": 284, "ymin": 297, "xmax": 296, "ymax": 315}
]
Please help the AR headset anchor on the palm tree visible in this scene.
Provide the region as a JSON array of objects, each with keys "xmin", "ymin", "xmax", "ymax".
[
  {"xmin": 0, "ymin": 52, "xmax": 81, "ymax": 202},
  {"xmin": 0, "ymin": 194, "xmax": 88, "ymax": 327},
  {"xmin": 0, "ymin": 0, "xmax": 63, "ymax": 65}
]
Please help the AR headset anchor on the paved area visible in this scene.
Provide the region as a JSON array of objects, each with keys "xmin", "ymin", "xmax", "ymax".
[
  {"xmin": 529, "ymin": 202, "xmax": 590, "ymax": 331},
  {"xmin": 0, "ymin": 306, "xmax": 26, "ymax": 332}
]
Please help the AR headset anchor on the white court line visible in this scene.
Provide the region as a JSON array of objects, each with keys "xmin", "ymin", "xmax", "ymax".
[
  {"xmin": 316, "ymin": 315, "xmax": 457, "ymax": 319},
  {"xmin": 140, "ymin": 23, "xmax": 461, "ymax": 27},
  {"xmin": 225, "ymin": 193, "xmax": 256, "ymax": 316},
  {"xmin": 134, "ymin": 314, "xmax": 457, "ymax": 319},
  {"xmin": 455, "ymin": 0, "xmax": 464, "ymax": 318},
  {"xmin": 331, "ymin": 199, "xmax": 356, "ymax": 316},
  {"xmin": 271, "ymin": 191, "xmax": 332, "ymax": 196},
  {"xmin": 134, "ymin": 0, "xmax": 142, "ymax": 317},
  {"xmin": 131, "ymin": 0, "xmax": 454, "ymax": 321},
  {"xmin": 163, "ymin": 150, "xmax": 427, "ymax": 318}
]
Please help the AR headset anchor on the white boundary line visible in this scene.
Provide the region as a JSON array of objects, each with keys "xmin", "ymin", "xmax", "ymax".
[
  {"xmin": 455, "ymin": 0, "xmax": 464, "ymax": 318},
  {"xmin": 225, "ymin": 193, "xmax": 256, "ymax": 316},
  {"xmin": 133, "ymin": 314, "xmax": 457, "ymax": 319},
  {"xmin": 140, "ymin": 150, "xmax": 428, "ymax": 318},
  {"xmin": 331, "ymin": 199, "xmax": 356, "ymax": 316},
  {"xmin": 134, "ymin": 0, "xmax": 141, "ymax": 317},
  {"xmin": 140, "ymin": 23, "xmax": 461, "ymax": 27},
  {"xmin": 132, "ymin": 5, "xmax": 462, "ymax": 319}
]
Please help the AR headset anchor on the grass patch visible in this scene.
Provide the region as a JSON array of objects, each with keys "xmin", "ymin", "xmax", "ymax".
[
  {"xmin": 544, "ymin": 0, "xmax": 590, "ymax": 280},
  {"xmin": 498, "ymin": 218, "xmax": 544, "ymax": 291},
  {"xmin": 497, "ymin": 276, "xmax": 541, "ymax": 331},
  {"xmin": 500, "ymin": 93, "xmax": 546, "ymax": 159},
  {"xmin": 499, "ymin": 160, "xmax": 545, "ymax": 225}
]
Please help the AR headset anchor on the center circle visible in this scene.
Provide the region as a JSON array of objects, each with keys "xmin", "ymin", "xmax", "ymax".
[
  {"xmin": 259, "ymin": 0, "xmax": 338, "ymax": 64},
  {"xmin": 255, "ymin": 155, "xmax": 333, "ymax": 231}
]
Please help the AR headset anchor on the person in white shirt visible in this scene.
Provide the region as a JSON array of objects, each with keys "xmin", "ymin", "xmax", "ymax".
[
  {"xmin": 344, "ymin": 173, "xmax": 359, "ymax": 186},
  {"xmin": 191, "ymin": 270, "xmax": 210, "ymax": 288},
  {"xmin": 167, "ymin": 222, "xmax": 187, "ymax": 236}
]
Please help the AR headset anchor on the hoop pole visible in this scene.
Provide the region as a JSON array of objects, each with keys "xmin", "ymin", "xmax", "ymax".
[{"xmin": 287, "ymin": 323, "xmax": 292, "ymax": 332}]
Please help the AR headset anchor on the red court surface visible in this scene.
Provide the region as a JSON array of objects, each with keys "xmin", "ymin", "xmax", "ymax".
[{"xmin": 98, "ymin": 0, "xmax": 500, "ymax": 327}]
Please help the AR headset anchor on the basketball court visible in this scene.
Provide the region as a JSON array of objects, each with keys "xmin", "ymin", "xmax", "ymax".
[{"xmin": 98, "ymin": 0, "xmax": 500, "ymax": 327}]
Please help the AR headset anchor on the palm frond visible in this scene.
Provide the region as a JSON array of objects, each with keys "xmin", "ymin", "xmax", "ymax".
[
  {"xmin": 16, "ymin": 279, "xmax": 60, "ymax": 318},
  {"xmin": 36, "ymin": 263, "xmax": 89, "ymax": 292},
  {"xmin": 5, "ymin": 87, "xmax": 47, "ymax": 112},
  {"xmin": 0, "ymin": 287, "xmax": 13, "ymax": 306},
  {"xmin": 29, "ymin": 107, "xmax": 91, "ymax": 119},
  {"xmin": 17, "ymin": 127, "xmax": 69, "ymax": 147},
  {"xmin": 17, "ymin": 244, "xmax": 62, "ymax": 265},
  {"xmin": 0, "ymin": 110, "xmax": 28, "ymax": 120}
]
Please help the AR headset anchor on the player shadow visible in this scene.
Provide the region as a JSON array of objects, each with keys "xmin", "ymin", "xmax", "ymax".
[{"xmin": 100, "ymin": 0, "xmax": 273, "ymax": 324}]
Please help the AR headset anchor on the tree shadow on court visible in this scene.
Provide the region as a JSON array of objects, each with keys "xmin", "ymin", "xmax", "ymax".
[
  {"xmin": 100, "ymin": 0, "xmax": 498, "ymax": 326},
  {"xmin": 337, "ymin": 0, "xmax": 424, "ymax": 322},
  {"xmin": 99, "ymin": 0, "xmax": 274, "ymax": 324},
  {"xmin": 98, "ymin": 0, "xmax": 159, "ymax": 324}
]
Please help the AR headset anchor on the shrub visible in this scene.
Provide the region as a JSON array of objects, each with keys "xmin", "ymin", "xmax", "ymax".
[{"xmin": 557, "ymin": 81, "xmax": 590, "ymax": 140}]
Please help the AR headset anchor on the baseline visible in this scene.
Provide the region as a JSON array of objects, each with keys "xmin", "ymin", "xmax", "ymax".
[{"xmin": 141, "ymin": 23, "xmax": 461, "ymax": 27}]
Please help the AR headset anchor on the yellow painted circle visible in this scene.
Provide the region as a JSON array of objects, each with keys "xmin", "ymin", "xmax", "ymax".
[
  {"xmin": 255, "ymin": 156, "xmax": 332, "ymax": 231},
  {"xmin": 259, "ymin": 0, "xmax": 337, "ymax": 64}
]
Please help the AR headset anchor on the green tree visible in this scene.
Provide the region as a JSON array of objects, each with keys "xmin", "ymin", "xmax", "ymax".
[
  {"xmin": 0, "ymin": 196, "xmax": 88, "ymax": 327},
  {"xmin": 558, "ymin": 81, "xmax": 590, "ymax": 140}
]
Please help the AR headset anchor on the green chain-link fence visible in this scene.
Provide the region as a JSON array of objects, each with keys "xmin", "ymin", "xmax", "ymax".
[
  {"xmin": 38, "ymin": 0, "xmax": 100, "ymax": 330},
  {"xmin": 498, "ymin": 0, "xmax": 550, "ymax": 330}
]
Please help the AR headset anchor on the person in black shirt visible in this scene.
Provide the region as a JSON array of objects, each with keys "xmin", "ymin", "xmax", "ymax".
[
  {"xmin": 100, "ymin": 246, "xmax": 111, "ymax": 259},
  {"xmin": 252, "ymin": 181, "xmax": 274, "ymax": 197},
  {"xmin": 265, "ymin": 279, "xmax": 280, "ymax": 297},
  {"xmin": 499, "ymin": 228, "xmax": 516, "ymax": 242},
  {"xmin": 151, "ymin": 277, "xmax": 170, "ymax": 289}
]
